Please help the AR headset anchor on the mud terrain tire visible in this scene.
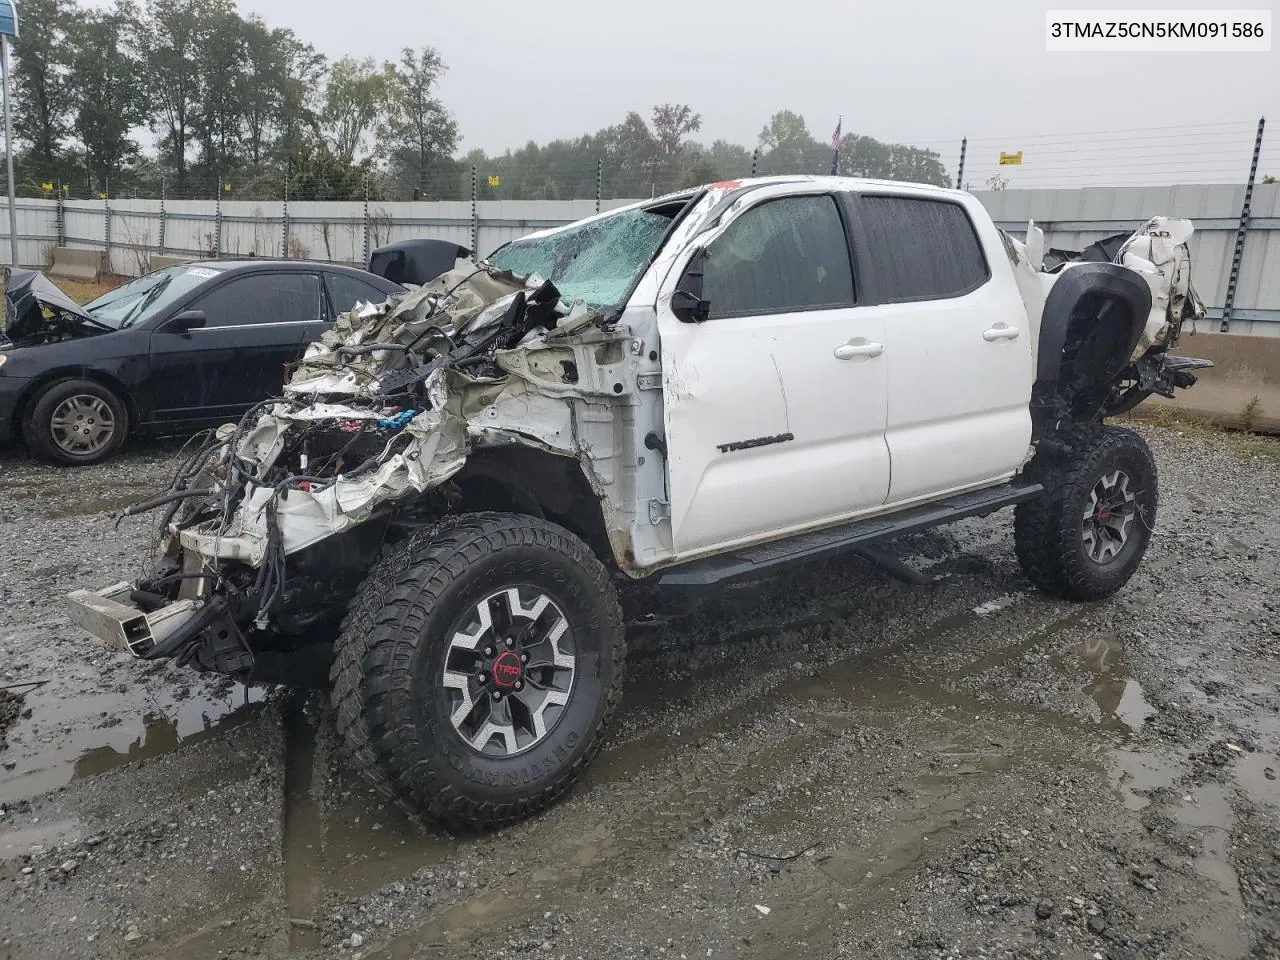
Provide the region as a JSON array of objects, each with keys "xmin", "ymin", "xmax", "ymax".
[
  {"xmin": 1014, "ymin": 425, "xmax": 1158, "ymax": 602},
  {"xmin": 330, "ymin": 512, "xmax": 625, "ymax": 831}
]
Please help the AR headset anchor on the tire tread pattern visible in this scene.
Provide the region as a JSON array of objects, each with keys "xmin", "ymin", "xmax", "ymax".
[
  {"xmin": 1014, "ymin": 424, "xmax": 1158, "ymax": 602},
  {"xmin": 330, "ymin": 512, "xmax": 625, "ymax": 831}
]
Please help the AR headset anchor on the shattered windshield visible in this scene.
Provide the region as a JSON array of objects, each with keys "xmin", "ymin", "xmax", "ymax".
[
  {"xmin": 84, "ymin": 265, "xmax": 222, "ymax": 328},
  {"xmin": 486, "ymin": 207, "xmax": 674, "ymax": 309}
]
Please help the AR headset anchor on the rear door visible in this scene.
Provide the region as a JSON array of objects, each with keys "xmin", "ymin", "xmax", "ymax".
[
  {"xmin": 848, "ymin": 192, "xmax": 1033, "ymax": 504},
  {"xmin": 658, "ymin": 191, "xmax": 891, "ymax": 555},
  {"xmin": 149, "ymin": 271, "xmax": 324, "ymax": 422}
]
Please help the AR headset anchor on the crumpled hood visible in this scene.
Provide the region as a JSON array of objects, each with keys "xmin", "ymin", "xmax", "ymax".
[
  {"xmin": 2, "ymin": 267, "xmax": 104, "ymax": 344},
  {"xmin": 286, "ymin": 266, "xmax": 537, "ymax": 396}
]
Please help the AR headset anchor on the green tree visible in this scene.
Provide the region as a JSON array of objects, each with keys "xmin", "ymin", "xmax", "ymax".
[
  {"xmin": 288, "ymin": 132, "xmax": 372, "ymax": 200},
  {"xmin": 757, "ymin": 109, "xmax": 826, "ymax": 174},
  {"xmin": 379, "ymin": 46, "xmax": 459, "ymax": 197},
  {"xmin": 11, "ymin": 0, "xmax": 76, "ymax": 173},
  {"xmin": 323, "ymin": 56, "xmax": 387, "ymax": 165},
  {"xmin": 240, "ymin": 17, "xmax": 300, "ymax": 167},
  {"xmin": 142, "ymin": 0, "xmax": 209, "ymax": 184},
  {"xmin": 275, "ymin": 36, "xmax": 327, "ymax": 171},
  {"xmin": 191, "ymin": 5, "xmax": 248, "ymax": 179},
  {"xmin": 67, "ymin": 1, "xmax": 147, "ymax": 190}
]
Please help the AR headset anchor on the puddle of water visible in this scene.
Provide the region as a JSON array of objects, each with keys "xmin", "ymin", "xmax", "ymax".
[
  {"xmin": 280, "ymin": 694, "xmax": 455, "ymax": 938},
  {"xmin": 1068, "ymin": 634, "xmax": 1156, "ymax": 733},
  {"xmin": 1108, "ymin": 748, "xmax": 1178, "ymax": 811},
  {"xmin": 43, "ymin": 491, "xmax": 153, "ymax": 519},
  {"xmin": 1233, "ymin": 749, "xmax": 1280, "ymax": 810},
  {"xmin": 0, "ymin": 682, "xmax": 268, "ymax": 804}
]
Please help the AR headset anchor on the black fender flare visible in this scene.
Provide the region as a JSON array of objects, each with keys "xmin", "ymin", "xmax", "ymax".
[{"xmin": 1033, "ymin": 262, "xmax": 1152, "ymax": 432}]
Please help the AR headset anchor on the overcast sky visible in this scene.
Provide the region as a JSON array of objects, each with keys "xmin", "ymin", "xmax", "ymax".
[{"xmin": 87, "ymin": 0, "xmax": 1280, "ymax": 185}]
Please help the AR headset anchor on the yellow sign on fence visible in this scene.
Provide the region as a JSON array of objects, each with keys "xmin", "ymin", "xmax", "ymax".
[
  {"xmin": 40, "ymin": 181, "xmax": 53, "ymax": 193},
  {"xmin": 487, "ymin": 175, "xmax": 501, "ymax": 187},
  {"xmin": 999, "ymin": 151, "xmax": 1023, "ymax": 166}
]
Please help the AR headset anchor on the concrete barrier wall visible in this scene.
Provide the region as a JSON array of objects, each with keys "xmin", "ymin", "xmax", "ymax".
[{"xmin": 1140, "ymin": 332, "xmax": 1280, "ymax": 431}]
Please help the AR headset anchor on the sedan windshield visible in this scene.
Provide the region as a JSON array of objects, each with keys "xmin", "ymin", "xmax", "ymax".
[
  {"xmin": 486, "ymin": 206, "xmax": 676, "ymax": 309},
  {"xmin": 84, "ymin": 265, "xmax": 223, "ymax": 328}
]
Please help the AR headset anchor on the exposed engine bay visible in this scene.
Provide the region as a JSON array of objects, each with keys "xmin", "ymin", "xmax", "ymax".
[
  {"xmin": 72, "ymin": 263, "xmax": 634, "ymax": 678},
  {"xmin": 1, "ymin": 267, "xmax": 111, "ymax": 347}
]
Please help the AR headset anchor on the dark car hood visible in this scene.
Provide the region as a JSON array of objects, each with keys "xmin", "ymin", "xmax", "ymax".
[{"xmin": 3, "ymin": 267, "xmax": 108, "ymax": 345}]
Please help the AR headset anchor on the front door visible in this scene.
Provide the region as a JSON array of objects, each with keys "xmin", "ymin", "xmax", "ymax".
[
  {"xmin": 149, "ymin": 271, "xmax": 324, "ymax": 423},
  {"xmin": 657, "ymin": 192, "xmax": 891, "ymax": 555}
]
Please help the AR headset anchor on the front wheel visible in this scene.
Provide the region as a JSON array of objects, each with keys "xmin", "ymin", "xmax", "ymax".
[
  {"xmin": 1014, "ymin": 425, "xmax": 1158, "ymax": 602},
  {"xmin": 23, "ymin": 378, "xmax": 129, "ymax": 466},
  {"xmin": 330, "ymin": 513, "xmax": 626, "ymax": 831}
]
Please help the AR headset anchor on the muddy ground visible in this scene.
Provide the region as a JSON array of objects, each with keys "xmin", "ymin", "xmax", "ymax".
[{"xmin": 0, "ymin": 426, "xmax": 1277, "ymax": 960}]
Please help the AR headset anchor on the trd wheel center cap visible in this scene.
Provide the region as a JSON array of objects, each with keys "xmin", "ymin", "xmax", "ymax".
[
  {"xmin": 1096, "ymin": 505, "xmax": 1112, "ymax": 524},
  {"xmin": 491, "ymin": 650, "xmax": 523, "ymax": 689}
]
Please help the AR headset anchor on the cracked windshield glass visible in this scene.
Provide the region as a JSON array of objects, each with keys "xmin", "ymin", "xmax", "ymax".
[{"xmin": 485, "ymin": 207, "xmax": 672, "ymax": 307}]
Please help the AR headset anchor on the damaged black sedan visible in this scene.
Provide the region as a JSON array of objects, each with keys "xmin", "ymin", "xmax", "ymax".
[{"xmin": 0, "ymin": 262, "xmax": 403, "ymax": 465}]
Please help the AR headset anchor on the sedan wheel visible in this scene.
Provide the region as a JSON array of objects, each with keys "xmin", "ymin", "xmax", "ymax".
[
  {"xmin": 50, "ymin": 394, "xmax": 117, "ymax": 457},
  {"xmin": 23, "ymin": 378, "xmax": 129, "ymax": 466}
]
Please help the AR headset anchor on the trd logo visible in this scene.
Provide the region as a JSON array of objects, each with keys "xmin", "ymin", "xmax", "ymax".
[{"xmin": 492, "ymin": 651, "xmax": 523, "ymax": 687}]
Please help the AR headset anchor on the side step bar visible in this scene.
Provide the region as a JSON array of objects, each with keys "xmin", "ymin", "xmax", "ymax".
[{"xmin": 657, "ymin": 483, "xmax": 1044, "ymax": 588}]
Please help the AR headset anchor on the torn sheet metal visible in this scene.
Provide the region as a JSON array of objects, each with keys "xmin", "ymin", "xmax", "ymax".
[
  {"xmin": 1003, "ymin": 215, "xmax": 1206, "ymax": 361},
  {"xmin": 179, "ymin": 369, "xmax": 468, "ymax": 564},
  {"xmin": 159, "ymin": 256, "xmax": 629, "ymax": 583}
]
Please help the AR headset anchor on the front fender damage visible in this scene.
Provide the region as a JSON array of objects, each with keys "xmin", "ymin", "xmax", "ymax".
[{"xmin": 71, "ymin": 265, "xmax": 644, "ymax": 673}]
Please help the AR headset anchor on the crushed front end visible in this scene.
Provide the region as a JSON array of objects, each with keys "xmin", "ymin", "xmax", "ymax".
[{"xmin": 67, "ymin": 264, "xmax": 619, "ymax": 681}]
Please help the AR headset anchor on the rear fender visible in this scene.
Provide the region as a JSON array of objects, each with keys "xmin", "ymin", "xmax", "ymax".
[{"xmin": 1032, "ymin": 262, "xmax": 1152, "ymax": 434}]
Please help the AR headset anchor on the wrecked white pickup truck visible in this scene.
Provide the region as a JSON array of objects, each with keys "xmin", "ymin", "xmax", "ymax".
[{"xmin": 67, "ymin": 176, "xmax": 1210, "ymax": 830}]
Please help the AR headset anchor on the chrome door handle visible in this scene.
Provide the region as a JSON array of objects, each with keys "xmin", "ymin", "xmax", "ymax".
[
  {"xmin": 834, "ymin": 338, "xmax": 884, "ymax": 360},
  {"xmin": 983, "ymin": 324, "xmax": 1020, "ymax": 341}
]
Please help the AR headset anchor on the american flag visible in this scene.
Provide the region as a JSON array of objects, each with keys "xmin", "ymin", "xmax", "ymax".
[{"xmin": 830, "ymin": 117, "xmax": 842, "ymax": 175}]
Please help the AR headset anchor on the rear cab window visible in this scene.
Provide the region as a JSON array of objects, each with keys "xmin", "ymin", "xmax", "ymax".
[{"xmin": 854, "ymin": 195, "xmax": 990, "ymax": 303}]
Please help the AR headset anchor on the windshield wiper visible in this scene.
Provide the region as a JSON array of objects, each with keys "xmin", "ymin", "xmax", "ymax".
[{"xmin": 116, "ymin": 275, "xmax": 174, "ymax": 327}]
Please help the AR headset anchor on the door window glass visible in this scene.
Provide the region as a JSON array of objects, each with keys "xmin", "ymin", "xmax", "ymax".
[
  {"xmin": 702, "ymin": 195, "xmax": 854, "ymax": 320},
  {"xmin": 191, "ymin": 273, "xmax": 322, "ymax": 327},
  {"xmin": 856, "ymin": 196, "xmax": 989, "ymax": 302}
]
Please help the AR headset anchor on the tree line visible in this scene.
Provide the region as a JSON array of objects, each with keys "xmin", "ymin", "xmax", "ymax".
[{"xmin": 10, "ymin": 0, "xmax": 949, "ymax": 201}]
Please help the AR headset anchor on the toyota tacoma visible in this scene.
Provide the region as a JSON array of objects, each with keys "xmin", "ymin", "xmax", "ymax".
[{"xmin": 65, "ymin": 176, "xmax": 1210, "ymax": 830}]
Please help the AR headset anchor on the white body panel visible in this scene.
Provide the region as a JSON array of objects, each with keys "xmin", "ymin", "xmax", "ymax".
[
  {"xmin": 862, "ymin": 191, "xmax": 1035, "ymax": 502},
  {"xmin": 657, "ymin": 303, "xmax": 890, "ymax": 552}
]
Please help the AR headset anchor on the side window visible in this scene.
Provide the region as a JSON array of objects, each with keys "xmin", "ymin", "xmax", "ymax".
[
  {"xmin": 856, "ymin": 197, "xmax": 989, "ymax": 302},
  {"xmin": 326, "ymin": 273, "xmax": 391, "ymax": 316},
  {"xmin": 191, "ymin": 273, "xmax": 322, "ymax": 328},
  {"xmin": 702, "ymin": 195, "xmax": 854, "ymax": 320}
]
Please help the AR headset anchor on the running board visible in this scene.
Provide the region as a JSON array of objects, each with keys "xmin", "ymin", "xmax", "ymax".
[{"xmin": 657, "ymin": 483, "xmax": 1044, "ymax": 588}]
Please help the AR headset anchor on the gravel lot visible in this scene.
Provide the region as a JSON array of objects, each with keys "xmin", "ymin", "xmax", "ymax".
[{"xmin": 1, "ymin": 425, "xmax": 1278, "ymax": 960}]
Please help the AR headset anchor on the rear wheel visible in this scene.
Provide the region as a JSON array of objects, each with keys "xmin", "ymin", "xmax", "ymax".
[
  {"xmin": 1014, "ymin": 425, "xmax": 1158, "ymax": 601},
  {"xmin": 23, "ymin": 378, "xmax": 129, "ymax": 466},
  {"xmin": 330, "ymin": 512, "xmax": 625, "ymax": 831}
]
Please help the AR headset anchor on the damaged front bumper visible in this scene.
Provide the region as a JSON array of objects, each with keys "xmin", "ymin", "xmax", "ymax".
[{"xmin": 66, "ymin": 586, "xmax": 252, "ymax": 674}]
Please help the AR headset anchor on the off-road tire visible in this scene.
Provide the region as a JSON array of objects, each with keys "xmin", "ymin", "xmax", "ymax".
[
  {"xmin": 23, "ymin": 378, "xmax": 129, "ymax": 466},
  {"xmin": 330, "ymin": 537, "xmax": 425, "ymax": 799},
  {"xmin": 1014, "ymin": 425, "xmax": 1158, "ymax": 602},
  {"xmin": 330, "ymin": 512, "xmax": 625, "ymax": 831}
]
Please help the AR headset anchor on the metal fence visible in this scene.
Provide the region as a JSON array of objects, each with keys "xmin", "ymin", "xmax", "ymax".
[{"xmin": 1, "ymin": 181, "xmax": 1277, "ymax": 337}]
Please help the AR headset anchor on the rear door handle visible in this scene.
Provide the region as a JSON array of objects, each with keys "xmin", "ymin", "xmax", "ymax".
[
  {"xmin": 983, "ymin": 324, "xmax": 1020, "ymax": 342},
  {"xmin": 834, "ymin": 338, "xmax": 884, "ymax": 360}
]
